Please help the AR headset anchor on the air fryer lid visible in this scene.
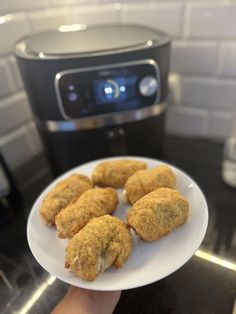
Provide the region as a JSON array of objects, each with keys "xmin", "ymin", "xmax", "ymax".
[{"xmin": 15, "ymin": 25, "xmax": 170, "ymax": 58}]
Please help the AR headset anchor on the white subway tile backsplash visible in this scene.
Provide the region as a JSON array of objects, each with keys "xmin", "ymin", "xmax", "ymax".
[
  {"xmin": 0, "ymin": 123, "xmax": 41, "ymax": 169},
  {"xmin": 0, "ymin": 60, "xmax": 15, "ymax": 97},
  {"xmin": 166, "ymin": 106, "xmax": 208, "ymax": 137},
  {"xmin": 0, "ymin": 14, "xmax": 29, "ymax": 56},
  {"xmin": 8, "ymin": 56, "xmax": 24, "ymax": 91},
  {"xmin": 49, "ymin": 0, "xmax": 94, "ymax": 6},
  {"xmin": 28, "ymin": 9, "xmax": 72, "ymax": 32},
  {"xmin": 71, "ymin": 5, "xmax": 120, "ymax": 26},
  {"xmin": 0, "ymin": 92, "xmax": 32, "ymax": 134},
  {"xmin": 171, "ymin": 41, "xmax": 218, "ymax": 75},
  {"xmin": 181, "ymin": 77, "xmax": 236, "ymax": 110},
  {"xmin": 0, "ymin": 0, "xmax": 48, "ymax": 14},
  {"xmin": 28, "ymin": 5, "xmax": 120, "ymax": 33},
  {"xmin": 207, "ymin": 111, "xmax": 234, "ymax": 140},
  {"xmin": 186, "ymin": 3, "xmax": 236, "ymax": 38},
  {"xmin": 219, "ymin": 43, "xmax": 236, "ymax": 78},
  {"xmin": 121, "ymin": 3, "xmax": 184, "ymax": 37}
]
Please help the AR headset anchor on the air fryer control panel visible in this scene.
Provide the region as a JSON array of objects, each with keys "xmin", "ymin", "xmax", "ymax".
[{"xmin": 55, "ymin": 60, "xmax": 160, "ymax": 119}]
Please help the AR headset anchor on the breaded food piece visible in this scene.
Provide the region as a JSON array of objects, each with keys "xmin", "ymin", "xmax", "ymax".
[
  {"xmin": 65, "ymin": 215, "xmax": 132, "ymax": 281},
  {"xmin": 56, "ymin": 188, "xmax": 118, "ymax": 239},
  {"xmin": 92, "ymin": 159, "xmax": 147, "ymax": 188},
  {"xmin": 40, "ymin": 174, "xmax": 93, "ymax": 226},
  {"xmin": 125, "ymin": 165, "xmax": 176, "ymax": 204},
  {"xmin": 127, "ymin": 188, "xmax": 189, "ymax": 241}
]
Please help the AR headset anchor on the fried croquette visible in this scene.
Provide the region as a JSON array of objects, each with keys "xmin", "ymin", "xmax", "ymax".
[
  {"xmin": 124, "ymin": 165, "xmax": 176, "ymax": 204},
  {"xmin": 92, "ymin": 159, "xmax": 147, "ymax": 188},
  {"xmin": 127, "ymin": 188, "xmax": 189, "ymax": 241},
  {"xmin": 65, "ymin": 215, "xmax": 132, "ymax": 281},
  {"xmin": 40, "ymin": 174, "xmax": 93, "ymax": 226},
  {"xmin": 55, "ymin": 188, "xmax": 118, "ymax": 239}
]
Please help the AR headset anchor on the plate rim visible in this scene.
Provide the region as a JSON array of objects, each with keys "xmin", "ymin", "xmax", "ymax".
[{"xmin": 27, "ymin": 155, "xmax": 208, "ymax": 290}]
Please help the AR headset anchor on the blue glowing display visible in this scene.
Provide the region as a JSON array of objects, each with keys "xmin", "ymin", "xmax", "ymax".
[{"xmin": 94, "ymin": 76, "xmax": 137, "ymax": 105}]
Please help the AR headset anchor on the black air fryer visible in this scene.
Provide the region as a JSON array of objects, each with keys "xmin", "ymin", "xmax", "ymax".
[{"xmin": 15, "ymin": 24, "xmax": 171, "ymax": 176}]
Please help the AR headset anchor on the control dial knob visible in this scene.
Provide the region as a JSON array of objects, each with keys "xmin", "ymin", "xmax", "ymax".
[{"xmin": 139, "ymin": 76, "xmax": 158, "ymax": 97}]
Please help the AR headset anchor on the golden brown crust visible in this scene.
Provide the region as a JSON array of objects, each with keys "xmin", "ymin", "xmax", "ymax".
[
  {"xmin": 92, "ymin": 159, "xmax": 147, "ymax": 188},
  {"xmin": 127, "ymin": 188, "xmax": 189, "ymax": 241},
  {"xmin": 55, "ymin": 187, "xmax": 118, "ymax": 239},
  {"xmin": 40, "ymin": 174, "xmax": 93, "ymax": 226},
  {"xmin": 65, "ymin": 215, "xmax": 132, "ymax": 281},
  {"xmin": 125, "ymin": 165, "xmax": 176, "ymax": 204}
]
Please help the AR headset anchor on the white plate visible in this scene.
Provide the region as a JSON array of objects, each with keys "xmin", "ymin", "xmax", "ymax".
[{"xmin": 27, "ymin": 156, "xmax": 208, "ymax": 291}]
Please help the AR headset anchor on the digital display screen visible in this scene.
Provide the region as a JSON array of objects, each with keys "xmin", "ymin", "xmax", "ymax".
[{"xmin": 57, "ymin": 62, "xmax": 159, "ymax": 119}]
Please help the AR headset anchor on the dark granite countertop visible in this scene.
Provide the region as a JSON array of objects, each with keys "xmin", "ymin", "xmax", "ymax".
[{"xmin": 0, "ymin": 136, "xmax": 235, "ymax": 314}]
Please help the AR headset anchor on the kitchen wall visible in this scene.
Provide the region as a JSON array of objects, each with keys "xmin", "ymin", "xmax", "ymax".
[{"xmin": 1, "ymin": 0, "xmax": 236, "ymax": 169}]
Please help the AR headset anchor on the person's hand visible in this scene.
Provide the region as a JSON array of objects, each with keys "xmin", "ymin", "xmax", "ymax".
[{"xmin": 51, "ymin": 286, "xmax": 121, "ymax": 314}]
